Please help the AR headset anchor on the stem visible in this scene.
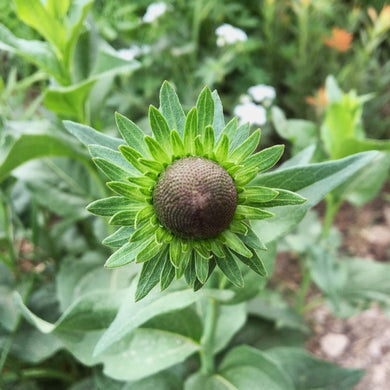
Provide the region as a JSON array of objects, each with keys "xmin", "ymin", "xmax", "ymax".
[
  {"xmin": 200, "ymin": 298, "xmax": 218, "ymax": 374},
  {"xmin": 322, "ymin": 195, "xmax": 341, "ymax": 239},
  {"xmin": 2, "ymin": 368, "xmax": 74, "ymax": 383},
  {"xmin": 295, "ymin": 259, "xmax": 311, "ymax": 314}
]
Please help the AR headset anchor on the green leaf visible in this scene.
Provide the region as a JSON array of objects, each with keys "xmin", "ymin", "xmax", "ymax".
[
  {"xmin": 93, "ymin": 158, "xmax": 130, "ymax": 181},
  {"xmin": 108, "ymin": 209, "xmax": 139, "ymax": 226},
  {"xmin": 252, "ymin": 151, "xmax": 380, "ymax": 244},
  {"xmin": 239, "ymin": 227, "xmax": 267, "ymax": 252},
  {"xmin": 221, "ymin": 230, "xmax": 253, "ymax": 257},
  {"xmin": 159, "ymin": 81, "xmax": 186, "ymax": 136},
  {"xmin": 214, "ymin": 134, "xmax": 229, "ymax": 162},
  {"xmin": 160, "ymin": 256, "xmax": 175, "ymax": 290},
  {"xmin": 257, "ymin": 189, "xmax": 306, "ymax": 207},
  {"xmin": 236, "ymin": 205, "xmax": 274, "ymax": 220},
  {"xmin": 169, "ymin": 237, "xmax": 183, "ymax": 268},
  {"xmin": 184, "ymin": 107, "xmax": 198, "ymax": 153},
  {"xmin": 229, "ymin": 129, "xmax": 261, "ymax": 163},
  {"xmin": 236, "ymin": 249, "xmax": 267, "ymax": 277},
  {"xmin": 88, "ymin": 145, "xmax": 136, "ymax": 174},
  {"xmin": 230, "ymin": 123, "xmax": 249, "ymax": 151},
  {"xmin": 197, "ymin": 86, "xmax": 214, "ymax": 134},
  {"xmin": 212, "ymin": 90, "xmax": 225, "ymax": 138},
  {"xmin": 63, "ymin": 120, "xmax": 123, "ymax": 150},
  {"xmin": 0, "ymin": 24, "xmax": 67, "ymax": 84},
  {"xmin": 149, "ymin": 105, "xmax": 172, "ymax": 152},
  {"xmin": 14, "ymin": 0, "xmax": 66, "ymax": 53},
  {"xmin": 215, "ymin": 252, "xmax": 244, "ymax": 287},
  {"xmin": 103, "ymin": 226, "xmax": 135, "ymax": 248},
  {"xmin": 94, "ymin": 288, "xmax": 205, "ymax": 356},
  {"xmin": 105, "ymin": 240, "xmax": 150, "ymax": 268},
  {"xmin": 144, "ymin": 136, "xmax": 171, "ymax": 164},
  {"xmin": 203, "ymin": 125, "xmax": 215, "ymax": 156},
  {"xmin": 170, "ymin": 130, "xmax": 185, "ymax": 157},
  {"xmin": 130, "ymin": 221, "xmax": 156, "ymax": 242},
  {"xmin": 44, "ymin": 79, "xmax": 97, "ymax": 121},
  {"xmin": 267, "ymin": 347, "xmax": 364, "ymax": 390},
  {"xmin": 135, "ymin": 240, "xmax": 163, "ymax": 263},
  {"xmin": 219, "ymin": 117, "xmax": 238, "ymax": 142},
  {"xmin": 194, "ymin": 252, "xmax": 209, "ymax": 284},
  {"xmin": 243, "ymin": 145, "xmax": 285, "ymax": 172},
  {"xmin": 47, "ymin": 0, "xmax": 71, "ymax": 17},
  {"xmin": 115, "ymin": 112, "xmax": 150, "ymax": 156},
  {"xmin": 119, "ymin": 145, "xmax": 149, "ymax": 174},
  {"xmin": 238, "ymin": 186, "xmax": 279, "ymax": 205},
  {"xmin": 102, "ymin": 328, "xmax": 200, "ymax": 381},
  {"xmin": 0, "ymin": 123, "xmax": 81, "ymax": 183},
  {"xmin": 87, "ymin": 196, "xmax": 135, "ymax": 216}
]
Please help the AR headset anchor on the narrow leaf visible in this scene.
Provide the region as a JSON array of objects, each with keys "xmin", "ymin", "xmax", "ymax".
[
  {"xmin": 103, "ymin": 226, "xmax": 134, "ymax": 248},
  {"xmin": 212, "ymin": 90, "xmax": 225, "ymax": 138},
  {"xmin": 87, "ymin": 196, "xmax": 134, "ymax": 216},
  {"xmin": 160, "ymin": 255, "xmax": 175, "ymax": 291},
  {"xmin": 149, "ymin": 105, "xmax": 171, "ymax": 151},
  {"xmin": 144, "ymin": 135, "xmax": 171, "ymax": 164},
  {"xmin": 236, "ymin": 205, "xmax": 274, "ymax": 220},
  {"xmin": 244, "ymin": 145, "xmax": 285, "ymax": 172},
  {"xmin": 93, "ymin": 158, "xmax": 129, "ymax": 181},
  {"xmin": 195, "ymin": 252, "xmax": 209, "ymax": 284},
  {"xmin": 105, "ymin": 240, "xmax": 149, "ymax": 268},
  {"xmin": 109, "ymin": 209, "xmax": 138, "ymax": 226},
  {"xmin": 184, "ymin": 107, "xmax": 198, "ymax": 153},
  {"xmin": 203, "ymin": 125, "xmax": 215, "ymax": 156},
  {"xmin": 220, "ymin": 230, "xmax": 253, "ymax": 258},
  {"xmin": 169, "ymin": 237, "xmax": 183, "ymax": 268},
  {"xmin": 236, "ymin": 249, "xmax": 267, "ymax": 276},
  {"xmin": 214, "ymin": 134, "xmax": 230, "ymax": 162},
  {"xmin": 215, "ymin": 252, "xmax": 244, "ymax": 287},
  {"xmin": 257, "ymin": 189, "xmax": 306, "ymax": 207},
  {"xmin": 107, "ymin": 181, "xmax": 147, "ymax": 202},
  {"xmin": 229, "ymin": 129, "xmax": 261, "ymax": 163},
  {"xmin": 136, "ymin": 240, "xmax": 163, "ymax": 263},
  {"xmin": 238, "ymin": 186, "xmax": 279, "ymax": 205},
  {"xmin": 197, "ymin": 87, "xmax": 214, "ymax": 135},
  {"xmin": 170, "ymin": 129, "xmax": 185, "ymax": 157}
]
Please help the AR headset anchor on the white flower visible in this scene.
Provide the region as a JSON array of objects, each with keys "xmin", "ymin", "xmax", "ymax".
[
  {"xmin": 248, "ymin": 84, "xmax": 276, "ymax": 103},
  {"xmin": 216, "ymin": 24, "xmax": 248, "ymax": 47},
  {"xmin": 234, "ymin": 102, "xmax": 267, "ymax": 126},
  {"xmin": 117, "ymin": 45, "xmax": 150, "ymax": 61},
  {"xmin": 143, "ymin": 2, "xmax": 167, "ymax": 23}
]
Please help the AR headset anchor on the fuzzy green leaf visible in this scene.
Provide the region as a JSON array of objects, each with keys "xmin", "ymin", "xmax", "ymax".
[
  {"xmin": 144, "ymin": 135, "xmax": 171, "ymax": 164},
  {"xmin": 214, "ymin": 134, "xmax": 230, "ymax": 162},
  {"xmin": 195, "ymin": 252, "xmax": 209, "ymax": 284},
  {"xmin": 212, "ymin": 90, "xmax": 225, "ymax": 138},
  {"xmin": 149, "ymin": 105, "xmax": 172, "ymax": 151},
  {"xmin": 184, "ymin": 256, "xmax": 197, "ymax": 287},
  {"xmin": 115, "ymin": 112, "xmax": 150, "ymax": 156},
  {"xmin": 88, "ymin": 145, "xmax": 136, "ymax": 174},
  {"xmin": 236, "ymin": 249, "xmax": 267, "ymax": 277},
  {"xmin": 102, "ymin": 226, "xmax": 134, "ymax": 248},
  {"xmin": 203, "ymin": 125, "xmax": 215, "ymax": 156},
  {"xmin": 239, "ymin": 228, "xmax": 267, "ymax": 251},
  {"xmin": 93, "ymin": 158, "xmax": 129, "ymax": 181},
  {"xmin": 170, "ymin": 129, "xmax": 185, "ymax": 157},
  {"xmin": 119, "ymin": 145, "xmax": 148, "ymax": 174},
  {"xmin": 105, "ymin": 240, "xmax": 149, "ymax": 268},
  {"xmin": 109, "ymin": 209, "xmax": 138, "ymax": 226},
  {"xmin": 236, "ymin": 205, "xmax": 274, "ymax": 220},
  {"xmin": 136, "ymin": 240, "xmax": 163, "ymax": 263},
  {"xmin": 135, "ymin": 252, "xmax": 165, "ymax": 301},
  {"xmin": 159, "ymin": 81, "xmax": 186, "ymax": 136},
  {"xmin": 244, "ymin": 145, "xmax": 285, "ymax": 172},
  {"xmin": 230, "ymin": 123, "xmax": 250, "ymax": 151},
  {"xmin": 233, "ymin": 167, "xmax": 259, "ymax": 186},
  {"xmin": 239, "ymin": 186, "xmax": 279, "ymax": 205},
  {"xmin": 220, "ymin": 117, "xmax": 238, "ymax": 142},
  {"xmin": 184, "ymin": 107, "xmax": 198, "ymax": 153},
  {"xmin": 160, "ymin": 255, "xmax": 175, "ymax": 290},
  {"xmin": 220, "ymin": 230, "xmax": 253, "ymax": 258},
  {"xmin": 216, "ymin": 252, "xmax": 244, "ymax": 287},
  {"xmin": 87, "ymin": 196, "xmax": 134, "ymax": 216},
  {"xmin": 127, "ymin": 176, "xmax": 155, "ymax": 189},
  {"xmin": 210, "ymin": 239, "xmax": 225, "ymax": 258},
  {"xmin": 138, "ymin": 158, "xmax": 164, "ymax": 173},
  {"xmin": 176, "ymin": 249, "xmax": 192, "ymax": 279},
  {"xmin": 194, "ymin": 136, "xmax": 204, "ymax": 156},
  {"xmin": 135, "ymin": 206, "xmax": 155, "ymax": 228},
  {"xmin": 130, "ymin": 221, "xmax": 156, "ymax": 242},
  {"xmin": 197, "ymin": 86, "xmax": 214, "ymax": 135},
  {"xmin": 229, "ymin": 129, "xmax": 261, "ymax": 163},
  {"xmin": 169, "ymin": 237, "xmax": 183, "ymax": 268},
  {"xmin": 107, "ymin": 181, "xmax": 147, "ymax": 202},
  {"xmin": 258, "ymin": 189, "xmax": 306, "ymax": 207}
]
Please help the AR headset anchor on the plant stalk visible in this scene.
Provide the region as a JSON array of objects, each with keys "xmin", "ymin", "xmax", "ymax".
[{"xmin": 200, "ymin": 298, "xmax": 218, "ymax": 374}]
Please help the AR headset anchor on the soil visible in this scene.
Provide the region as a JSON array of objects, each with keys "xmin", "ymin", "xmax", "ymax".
[{"xmin": 272, "ymin": 183, "xmax": 390, "ymax": 390}]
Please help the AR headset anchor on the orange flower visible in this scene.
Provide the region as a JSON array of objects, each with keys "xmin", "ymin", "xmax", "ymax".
[
  {"xmin": 324, "ymin": 27, "xmax": 353, "ymax": 52},
  {"xmin": 305, "ymin": 86, "xmax": 327, "ymax": 108}
]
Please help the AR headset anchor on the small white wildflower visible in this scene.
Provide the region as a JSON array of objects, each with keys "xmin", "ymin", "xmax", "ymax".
[
  {"xmin": 143, "ymin": 2, "xmax": 167, "ymax": 23},
  {"xmin": 117, "ymin": 45, "xmax": 150, "ymax": 61},
  {"xmin": 234, "ymin": 102, "xmax": 267, "ymax": 126},
  {"xmin": 216, "ymin": 24, "xmax": 248, "ymax": 47},
  {"xmin": 248, "ymin": 84, "xmax": 276, "ymax": 104}
]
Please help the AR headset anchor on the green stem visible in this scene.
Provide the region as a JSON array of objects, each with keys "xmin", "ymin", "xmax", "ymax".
[
  {"xmin": 295, "ymin": 258, "xmax": 311, "ymax": 314},
  {"xmin": 200, "ymin": 298, "xmax": 218, "ymax": 374},
  {"xmin": 2, "ymin": 368, "xmax": 74, "ymax": 383},
  {"xmin": 322, "ymin": 195, "xmax": 341, "ymax": 239}
]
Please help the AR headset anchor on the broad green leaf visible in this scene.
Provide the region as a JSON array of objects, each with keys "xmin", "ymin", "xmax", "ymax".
[
  {"xmin": 248, "ymin": 290, "xmax": 309, "ymax": 332},
  {"xmin": 47, "ymin": 0, "xmax": 71, "ymax": 18},
  {"xmin": 44, "ymin": 79, "xmax": 97, "ymax": 121},
  {"xmin": 230, "ymin": 123, "xmax": 249, "ymax": 151},
  {"xmin": 215, "ymin": 252, "xmax": 244, "ymax": 287},
  {"xmin": 159, "ymin": 81, "xmax": 186, "ymax": 136},
  {"xmin": 0, "ymin": 24, "xmax": 67, "ymax": 84},
  {"xmin": 212, "ymin": 90, "xmax": 225, "ymax": 137},
  {"xmin": 115, "ymin": 112, "xmax": 149, "ymax": 156},
  {"xmin": 94, "ymin": 288, "xmax": 210, "ymax": 356},
  {"xmin": 149, "ymin": 105, "xmax": 172, "ymax": 151},
  {"xmin": 102, "ymin": 328, "xmax": 200, "ymax": 381},
  {"xmin": 279, "ymin": 145, "xmax": 316, "ymax": 169},
  {"xmin": 213, "ymin": 303, "xmax": 246, "ymax": 353},
  {"xmin": 0, "ymin": 122, "xmax": 82, "ymax": 183},
  {"xmin": 118, "ymin": 369, "xmax": 183, "ymax": 390},
  {"xmin": 14, "ymin": 0, "xmax": 66, "ymax": 53},
  {"xmin": 196, "ymin": 86, "xmax": 214, "ymax": 134},
  {"xmin": 253, "ymin": 151, "xmax": 379, "ymax": 243},
  {"xmin": 267, "ymin": 347, "xmax": 364, "ymax": 390},
  {"xmin": 63, "ymin": 120, "xmax": 123, "ymax": 150}
]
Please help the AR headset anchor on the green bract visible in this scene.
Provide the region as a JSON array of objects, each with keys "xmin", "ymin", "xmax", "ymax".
[{"xmin": 86, "ymin": 81, "xmax": 305, "ymax": 300}]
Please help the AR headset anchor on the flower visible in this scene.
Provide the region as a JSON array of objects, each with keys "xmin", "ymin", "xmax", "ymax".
[
  {"xmin": 216, "ymin": 24, "xmax": 248, "ymax": 47},
  {"xmin": 324, "ymin": 27, "xmax": 353, "ymax": 52},
  {"xmin": 234, "ymin": 101, "xmax": 267, "ymax": 126},
  {"xmin": 117, "ymin": 45, "xmax": 150, "ymax": 61},
  {"xmin": 87, "ymin": 82, "xmax": 305, "ymax": 300},
  {"xmin": 143, "ymin": 2, "xmax": 167, "ymax": 23},
  {"xmin": 248, "ymin": 85, "xmax": 276, "ymax": 104}
]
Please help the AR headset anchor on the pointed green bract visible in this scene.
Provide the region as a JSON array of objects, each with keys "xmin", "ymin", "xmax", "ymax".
[
  {"xmin": 170, "ymin": 130, "xmax": 185, "ymax": 156},
  {"xmin": 103, "ymin": 226, "xmax": 135, "ymax": 248},
  {"xmin": 236, "ymin": 205, "xmax": 274, "ymax": 220},
  {"xmin": 197, "ymin": 86, "xmax": 214, "ymax": 134},
  {"xmin": 239, "ymin": 186, "xmax": 279, "ymax": 204},
  {"xmin": 195, "ymin": 252, "xmax": 209, "ymax": 284},
  {"xmin": 203, "ymin": 125, "xmax": 215, "ymax": 156},
  {"xmin": 184, "ymin": 107, "xmax": 198, "ymax": 153},
  {"xmin": 144, "ymin": 135, "xmax": 171, "ymax": 164},
  {"xmin": 115, "ymin": 112, "xmax": 150, "ymax": 156},
  {"xmin": 87, "ymin": 196, "xmax": 134, "ymax": 216},
  {"xmin": 149, "ymin": 105, "xmax": 172, "ymax": 151},
  {"xmin": 169, "ymin": 237, "xmax": 182, "ymax": 268},
  {"xmin": 105, "ymin": 240, "xmax": 148, "ymax": 268},
  {"xmin": 160, "ymin": 255, "xmax": 175, "ymax": 290},
  {"xmin": 214, "ymin": 134, "xmax": 230, "ymax": 162},
  {"xmin": 229, "ymin": 129, "xmax": 261, "ymax": 163},
  {"xmin": 256, "ymin": 189, "xmax": 306, "ymax": 207},
  {"xmin": 109, "ymin": 209, "xmax": 139, "ymax": 226},
  {"xmin": 212, "ymin": 90, "xmax": 225, "ymax": 137},
  {"xmin": 244, "ymin": 144, "xmax": 285, "ymax": 172},
  {"xmin": 215, "ymin": 252, "xmax": 244, "ymax": 287},
  {"xmin": 107, "ymin": 181, "xmax": 147, "ymax": 202},
  {"xmin": 159, "ymin": 80, "xmax": 186, "ymax": 136},
  {"xmin": 93, "ymin": 158, "xmax": 129, "ymax": 180}
]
